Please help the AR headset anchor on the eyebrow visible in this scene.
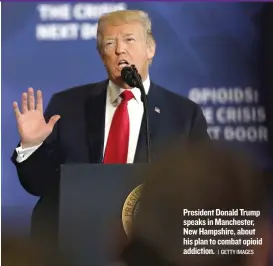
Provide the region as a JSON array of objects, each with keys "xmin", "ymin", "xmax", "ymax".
[
  {"xmin": 104, "ymin": 33, "xmax": 135, "ymax": 40},
  {"xmin": 123, "ymin": 33, "xmax": 135, "ymax": 37}
]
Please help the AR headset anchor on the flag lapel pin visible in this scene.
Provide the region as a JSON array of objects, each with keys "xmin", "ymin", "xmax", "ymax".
[{"xmin": 154, "ymin": 106, "xmax": 160, "ymax": 113}]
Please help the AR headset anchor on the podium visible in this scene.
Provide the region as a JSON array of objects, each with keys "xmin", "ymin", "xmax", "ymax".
[{"xmin": 58, "ymin": 164, "xmax": 148, "ymax": 266}]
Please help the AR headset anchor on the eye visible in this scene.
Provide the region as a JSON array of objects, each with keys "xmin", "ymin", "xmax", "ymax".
[
  {"xmin": 105, "ymin": 40, "xmax": 115, "ymax": 46},
  {"xmin": 126, "ymin": 37, "xmax": 135, "ymax": 42}
]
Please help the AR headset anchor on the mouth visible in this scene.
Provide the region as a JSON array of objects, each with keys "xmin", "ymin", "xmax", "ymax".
[{"xmin": 117, "ymin": 59, "xmax": 130, "ymax": 69}]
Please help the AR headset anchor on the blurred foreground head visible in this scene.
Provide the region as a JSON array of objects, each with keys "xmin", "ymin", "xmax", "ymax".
[
  {"xmin": 2, "ymin": 235, "xmax": 72, "ymax": 266},
  {"xmin": 121, "ymin": 141, "xmax": 271, "ymax": 266}
]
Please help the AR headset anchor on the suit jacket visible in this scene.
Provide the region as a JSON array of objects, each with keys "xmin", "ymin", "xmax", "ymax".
[
  {"xmin": 10, "ymin": 79, "xmax": 209, "ymax": 262},
  {"xmin": 11, "ymin": 79, "xmax": 209, "ymax": 197}
]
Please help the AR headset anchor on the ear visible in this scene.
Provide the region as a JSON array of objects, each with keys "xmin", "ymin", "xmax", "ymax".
[
  {"xmin": 146, "ymin": 40, "xmax": 155, "ymax": 61},
  {"xmin": 99, "ymin": 50, "xmax": 106, "ymax": 66},
  {"xmin": 97, "ymin": 44, "xmax": 107, "ymax": 66}
]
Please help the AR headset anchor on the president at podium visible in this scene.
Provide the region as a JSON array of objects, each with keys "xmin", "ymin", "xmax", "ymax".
[
  {"xmin": 10, "ymin": 10, "xmax": 209, "ymax": 265},
  {"xmin": 11, "ymin": 9, "xmax": 209, "ymax": 196}
]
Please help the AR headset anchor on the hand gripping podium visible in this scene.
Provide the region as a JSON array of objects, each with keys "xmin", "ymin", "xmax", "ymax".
[{"xmin": 58, "ymin": 163, "xmax": 148, "ymax": 266}]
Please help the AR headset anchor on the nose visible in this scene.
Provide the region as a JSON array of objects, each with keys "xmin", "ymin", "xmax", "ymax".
[{"xmin": 115, "ymin": 40, "xmax": 126, "ymax": 55}]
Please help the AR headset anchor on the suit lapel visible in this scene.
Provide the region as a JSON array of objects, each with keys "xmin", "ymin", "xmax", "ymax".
[
  {"xmin": 134, "ymin": 82, "xmax": 162, "ymax": 163},
  {"xmin": 85, "ymin": 80, "xmax": 108, "ymax": 163}
]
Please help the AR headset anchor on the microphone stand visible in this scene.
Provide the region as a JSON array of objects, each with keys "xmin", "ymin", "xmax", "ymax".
[{"xmin": 131, "ymin": 65, "xmax": 151, "ymax": 164}]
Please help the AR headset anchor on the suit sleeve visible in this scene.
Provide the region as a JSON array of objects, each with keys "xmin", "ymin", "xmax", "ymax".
[
  {"xmin": 190, "ymin": 104, "xmax": 210, "ymax": 140},
  {"xmin": 11, "ymin": 94, "xmax": 65, "ymax": 196}
]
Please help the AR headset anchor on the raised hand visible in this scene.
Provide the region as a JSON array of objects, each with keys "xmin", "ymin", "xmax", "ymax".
[{"xmin": 13, "ymin": 87, "xmax": 60, "ymax": 148}]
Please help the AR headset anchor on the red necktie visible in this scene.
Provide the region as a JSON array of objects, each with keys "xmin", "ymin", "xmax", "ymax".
[{"xmin": 103, "ymin": 90, "xmax": 134, "ymax": 164}]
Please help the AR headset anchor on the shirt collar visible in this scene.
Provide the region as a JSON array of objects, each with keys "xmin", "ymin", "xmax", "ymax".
[{"xmin": 108, "ymin": 75, "xmax": 150, "ymax": 104}]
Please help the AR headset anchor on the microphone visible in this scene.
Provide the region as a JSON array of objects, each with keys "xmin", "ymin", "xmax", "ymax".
[
  {"xmin": 121, "ymin": 66, "xmax": 151, "ymax": 163},
  {"xmin": 120, "ymin": 66, "xmax": 139, "ymax": 88}
]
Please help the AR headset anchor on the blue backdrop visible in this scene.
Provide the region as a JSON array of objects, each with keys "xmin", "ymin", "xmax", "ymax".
[{"xmin": 2, "ymin": 1, "xmax": 272, "ymax": 241}]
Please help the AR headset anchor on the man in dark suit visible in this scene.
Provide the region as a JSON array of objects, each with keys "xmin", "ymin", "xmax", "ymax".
[
  {"xmin": 10, "ymin": 10, "xmax": 209, "ymax": 261},
  {"xmin": 11, "ymin": 9, "xmax": 209, "ymax": 197}
]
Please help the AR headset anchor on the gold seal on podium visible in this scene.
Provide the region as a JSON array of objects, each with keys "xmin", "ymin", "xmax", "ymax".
[{"xmin": 122, "ymin": 184, "xmax": 143, "ymax": 236}]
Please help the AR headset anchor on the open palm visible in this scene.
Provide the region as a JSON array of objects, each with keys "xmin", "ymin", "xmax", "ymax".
[{"xmin": 13, "ymin": 87, "xmax": 60, "ymax": 148}]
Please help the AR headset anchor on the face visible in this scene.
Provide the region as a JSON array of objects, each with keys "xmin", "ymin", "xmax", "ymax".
[{"xmin": 99, "ymin": 22, "xmax": 155, "ymax": 88}]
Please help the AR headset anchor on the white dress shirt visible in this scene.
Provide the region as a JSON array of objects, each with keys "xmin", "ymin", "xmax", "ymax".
[{"xmin": 16, "ymin": 76, "xmax": 150, "ymax": 164}]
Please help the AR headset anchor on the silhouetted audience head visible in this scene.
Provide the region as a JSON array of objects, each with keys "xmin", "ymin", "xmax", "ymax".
[
  {"xmin": 121, "ymin": 141, "xmax": 271, "ymax": 266},
  {"xmin": 2, "ymin": 234, "xmax": 74, "ymax": 266}
]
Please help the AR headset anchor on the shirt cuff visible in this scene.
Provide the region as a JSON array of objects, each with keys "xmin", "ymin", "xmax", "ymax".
[{"xmin": 15, "ymin": 142, "xmax": 43, "ymax": 163}]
